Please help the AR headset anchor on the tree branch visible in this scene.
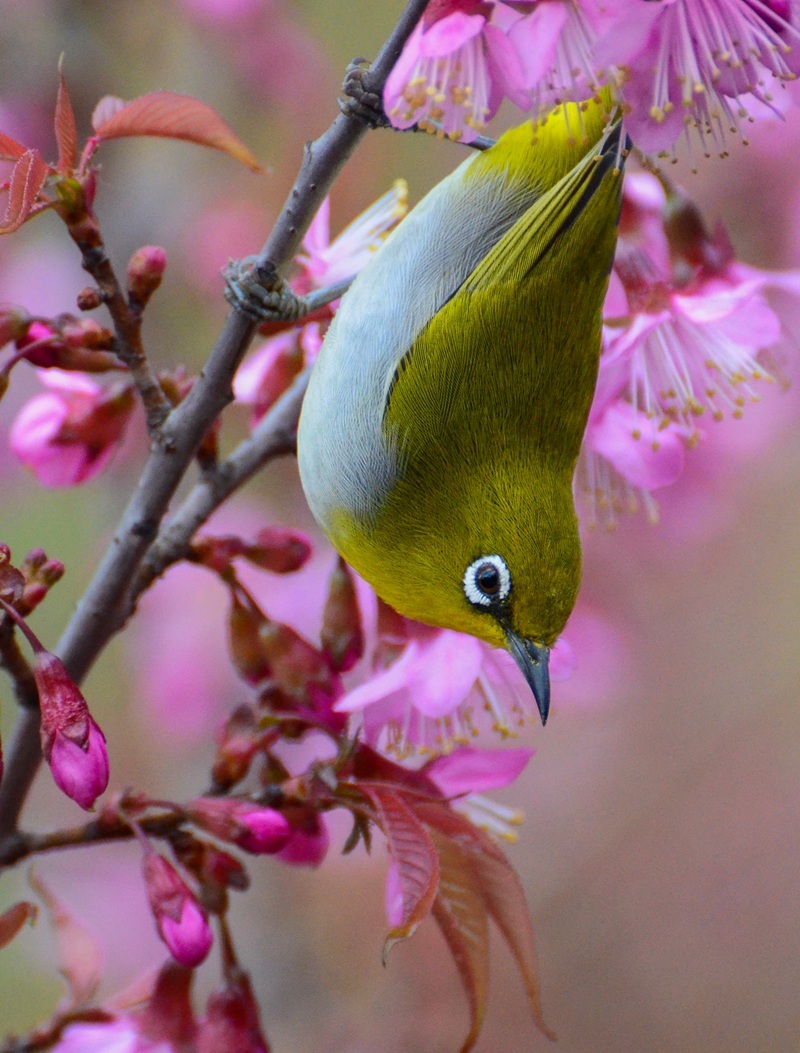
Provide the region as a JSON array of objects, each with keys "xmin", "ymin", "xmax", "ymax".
[
  {"xmin": 0, "ymin": 0, "xmax": 428, "ymax": 845},
  {"xmin": 127, "ymin": 368, "xmax": 310, "ymax": 612}
]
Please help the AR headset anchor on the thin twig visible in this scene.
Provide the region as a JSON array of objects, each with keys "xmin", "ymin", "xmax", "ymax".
[
  {"xmin": 0, "ymin": 0, "xmax": 428, "ymax": 846},
  {"xmin": 68, "ymin": 230, "xmax": 172, "ymax": 434},
  {"xmin": 127, "ymin": 368, "xmax": 310, "ymax": 611}
]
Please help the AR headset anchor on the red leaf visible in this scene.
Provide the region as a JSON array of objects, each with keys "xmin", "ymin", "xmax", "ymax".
[
  {"xmin": 361, "ymin": 785, "xmax": 440, "ymax": 955},
  {"xmin": 0, "ymin": 901, "xmax": 37, "ymax": 949},
  {"xmin": 1, "ymin": 150, "xmax": 49, "ymax": 234},
  {"xmin": 54, "ymin": 64, "xmax": 78, "ymax": 172},
  {"xmin": 30, "ymin": 869, "xmax": 103, "ymax": 1008},
  {"xmin": 91, "ymin": 91, "xmax": 262, "ymax": 171},
  {"xmin": 0, "ymin": 131, "xmax": 28, "ymax": 163},
  {"xmin": 418, "ymin": 803, "xmax": 556, "ymax": 1043},
  {"xmin": 429, "ymin": 828, "xmax": 490, "ymax": 1053}
]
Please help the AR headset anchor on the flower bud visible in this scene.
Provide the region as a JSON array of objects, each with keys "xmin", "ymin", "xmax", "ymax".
[
  {"xmin": 16, "ymin": 321, "xmax": 63, "ymax": 367},
  {"xmin": 198, "ymin": 972, "xmax": 269, "ymax": 1053},
  {"xmin": 243, "ymin": 527, "xmax": 312, "ymax": 574},
  {"xmin": 187, "ymin": 798, "xmax": 291, "ymax": 855},
  {"xmin": 203, "ymin": 845, "xmax": 250, "ymax": 892},
  {"xmin": 257, "ymin": 620, "xmax": 345, "ymax": 732},
  {"xmin": 321, "ymin": 556, "xmax": 364, "ymax": 673},
  {"xmin": 228, "ymin": 594, "xmax": 272, "ymax": 686},
  {"xmin": 127, "ymin": 245, "xmax": 168, "ymax": 309},
  {"xmin": 76, "ymin": 286, "xmax": 104, "ymax": 311},
  {"xmin": 141, "ymin": 849, "xmax": 213, "ymax": 968},
  {"xmin": 61, "ymin": 316, "xmax": 115, "ymax": 351},
  {"xmin": 211, "ymin": 706, "xmax": 261, "ymax": 789},
  {"xmin": 34, "ymin": 650, "xmax": 109, "ymax": 810}
]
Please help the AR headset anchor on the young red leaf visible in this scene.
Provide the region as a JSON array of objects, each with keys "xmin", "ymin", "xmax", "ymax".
[
  {"xmin": 0, "ymin": 901, "xmax": 37, "ymax": 950},
  {"xmin": 360, "ymin": 785, "xmax": 440, "ymax": 956},
  {"xmin": 418, "ymin": 802, "xmax": 556, "ymax": 1043},
  {"xmin": 0, "ymin": 131, "xmax": 28, "ymax": 163},
  {"xmin": 91, "ymin": 91, "xmax": 262, "ymax": 171},
  {"xmin": 30, "ymin": 868, "xmax": 103, "ymax": 1008},
  {"xmin": 1, "ymin": 149, "xmax": 49, "ymax": 234},
  {"xmin": 55, "ymin": 64, "xmax": 78, "ymax": 173},
  {"xmin": 429, "ymin": 828, "xmax": 490, "ymax": 1053}
]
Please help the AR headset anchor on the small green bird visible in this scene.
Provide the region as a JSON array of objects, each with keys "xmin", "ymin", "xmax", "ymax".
[{"xmin": 298, "ymin": 95, "xmax": 626, "ymax": 724}]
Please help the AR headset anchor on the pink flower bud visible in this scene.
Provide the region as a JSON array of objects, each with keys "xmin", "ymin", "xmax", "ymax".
[
  {"xmin": 142, "ymin": 849, "xmax": 213, "ymax": 968},
  {"xmin": 34, "ymin": 650, "xmax": 109, "ymax": 810},
  {"xmin": 188, "ymin": 798, "xmax": 291, "ymax": 855},
  {"xmin": 198, "ymin": 973, "xmax": 269, "ymax": 1053},
  {"xmin": 10, "ymin": 369, "xmax": 134, "ymax": 487},
  {"xmin": 16, "ymin": 321, "xmax": 63, "ymax": 367},
  {"xmin": 127, "ymin": 245, "xmax": 168, "ymax": 309}
]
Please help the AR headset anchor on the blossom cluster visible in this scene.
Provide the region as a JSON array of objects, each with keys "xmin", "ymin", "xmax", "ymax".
[{"xmin": 383, "ymin": 0, "xmax": 800, "ymax": 155}]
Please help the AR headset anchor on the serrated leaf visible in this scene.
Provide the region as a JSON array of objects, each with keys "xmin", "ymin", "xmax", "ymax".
[
  {"xmin": 54, "ymin": 64, "xmax": 78, "ymax": 173},
  {"xmin": 361, "ymin": 785, "xmax": 439, "ymax": 955},
  {"xmin": 0, "ymin": 901, "xmax": 37, "ymax": 949},
  {"xmin": 418, "ymin": 802, "xmax": 556, "ymax": 1042},
  {"xmin": 0, "ymin": 131, "xmax": 28, "ymax": 162},
  {"xmin": 429, "ymin": 828, "xmax": 489, "ymax": 1053},
  {"xmin": 1, "ymin": 150, "xmax": 49, "ymax": 234},
  {"xmin": 30, "ymin": 869, "xmax": 103, "ymax": 1008},
  {"xmin": 91, "ymin": 91, "xmax": 262, "ymax": 171}
]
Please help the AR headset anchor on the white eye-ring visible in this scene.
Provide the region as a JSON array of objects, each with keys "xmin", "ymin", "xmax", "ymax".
[{"xmin": 463, "ymin": 555, "xmax": 511, "ymax": 608}]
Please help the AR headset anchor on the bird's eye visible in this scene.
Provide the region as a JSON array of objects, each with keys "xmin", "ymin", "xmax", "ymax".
[{"xmin": 463, "ymin": 555, "xmax": 511, "ymax": 608}]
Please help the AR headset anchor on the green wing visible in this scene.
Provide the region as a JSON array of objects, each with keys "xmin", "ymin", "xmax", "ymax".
[{"xmin": 383, "ymin": 121, "xmax": 625, "ymax": 474}]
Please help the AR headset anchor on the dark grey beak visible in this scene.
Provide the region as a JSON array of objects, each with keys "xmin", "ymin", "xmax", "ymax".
[{"xmin": 505, "ymin": 631, "xmax": 550, "ymax": 725}]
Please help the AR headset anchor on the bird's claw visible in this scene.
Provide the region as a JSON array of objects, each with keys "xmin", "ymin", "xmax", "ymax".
[
  {"xmin": 223, "ymin": 257, "xmax": 307, "ymax": 323},
  {"xmin": 338, "ymin": 58, "xmax": 390, "ymax": 129}
]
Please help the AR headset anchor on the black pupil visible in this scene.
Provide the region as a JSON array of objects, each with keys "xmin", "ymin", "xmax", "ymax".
[{"xmin": 476, "ymin": 563, "xmax": 500, "ymax": 595}]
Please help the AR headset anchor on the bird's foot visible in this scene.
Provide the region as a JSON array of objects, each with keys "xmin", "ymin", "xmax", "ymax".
[
  {"xmin": 338, "ymin": 58, "xmax": 390, "ymax": 129},
  {"xmin": 223, "ymin": 257, "xmax": 308, "ymax": 323}
]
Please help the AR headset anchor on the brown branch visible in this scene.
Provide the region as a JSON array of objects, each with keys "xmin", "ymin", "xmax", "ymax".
[
  {"xmin": 66, "ymin": 225, "xmax": 172, "ymax": 435},
  {"xmin": 0, "ymin": 0, "xmax": 428, "ymax": 848}
]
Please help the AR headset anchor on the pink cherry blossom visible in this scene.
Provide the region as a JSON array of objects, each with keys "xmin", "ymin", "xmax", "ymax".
[
  {"xmin": 579, "ymin": 171, "xmax": 800, "ymax": 527},
  {"xmin": 593, "ymin": 0, "xmax": 800, "ymax": 154},
  {"xmin": 10, "ymin": 369, "xmax": 134, "ymax": 487},
  {"xmin": 425, "ymin": 745, "xmax": 534, "ymax": 841},
  {"xmin": 500, "ymin": 0, "xmax": 602, "ymax": 114},
  {"xmin": 337, "ymin": 621, "xmax": 574, "ymax": 758},
  {"xmin": 384, "ymin": 2, "xmax": 529, "ymax": 142}
]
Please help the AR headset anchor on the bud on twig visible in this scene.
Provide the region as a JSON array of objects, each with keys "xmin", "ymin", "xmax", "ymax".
[
  {"xmin": 187, "ymin": 798, "xmax": 291, "ymax": 856},
  {"xmin": 141, "ymin": 846, "xmax": 213, "ymax": 968},
  {"xmin": 198, "ymin": 971, "xmax": 270, "ymax": 1053},
  {"xmin": 321, "ymin": 557, "xmax": 364, "ymax": 673},
  {"xmin": 0, "ymin": 596, "xmax": 109, "ymax": 809},
  {"xmin": 126, "ymin": 245, "xmax": 167, "ymax": 310}
]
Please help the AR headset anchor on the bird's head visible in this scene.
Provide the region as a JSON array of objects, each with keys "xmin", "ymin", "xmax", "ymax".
[{"xmin": 352, "ymin": 466, "xmax": 582, "ymax": 726}]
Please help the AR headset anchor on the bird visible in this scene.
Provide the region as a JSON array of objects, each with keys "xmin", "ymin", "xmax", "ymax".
[{"xmin": 297, "ymin": 94, "xmax": 626, "ymax": 725}]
